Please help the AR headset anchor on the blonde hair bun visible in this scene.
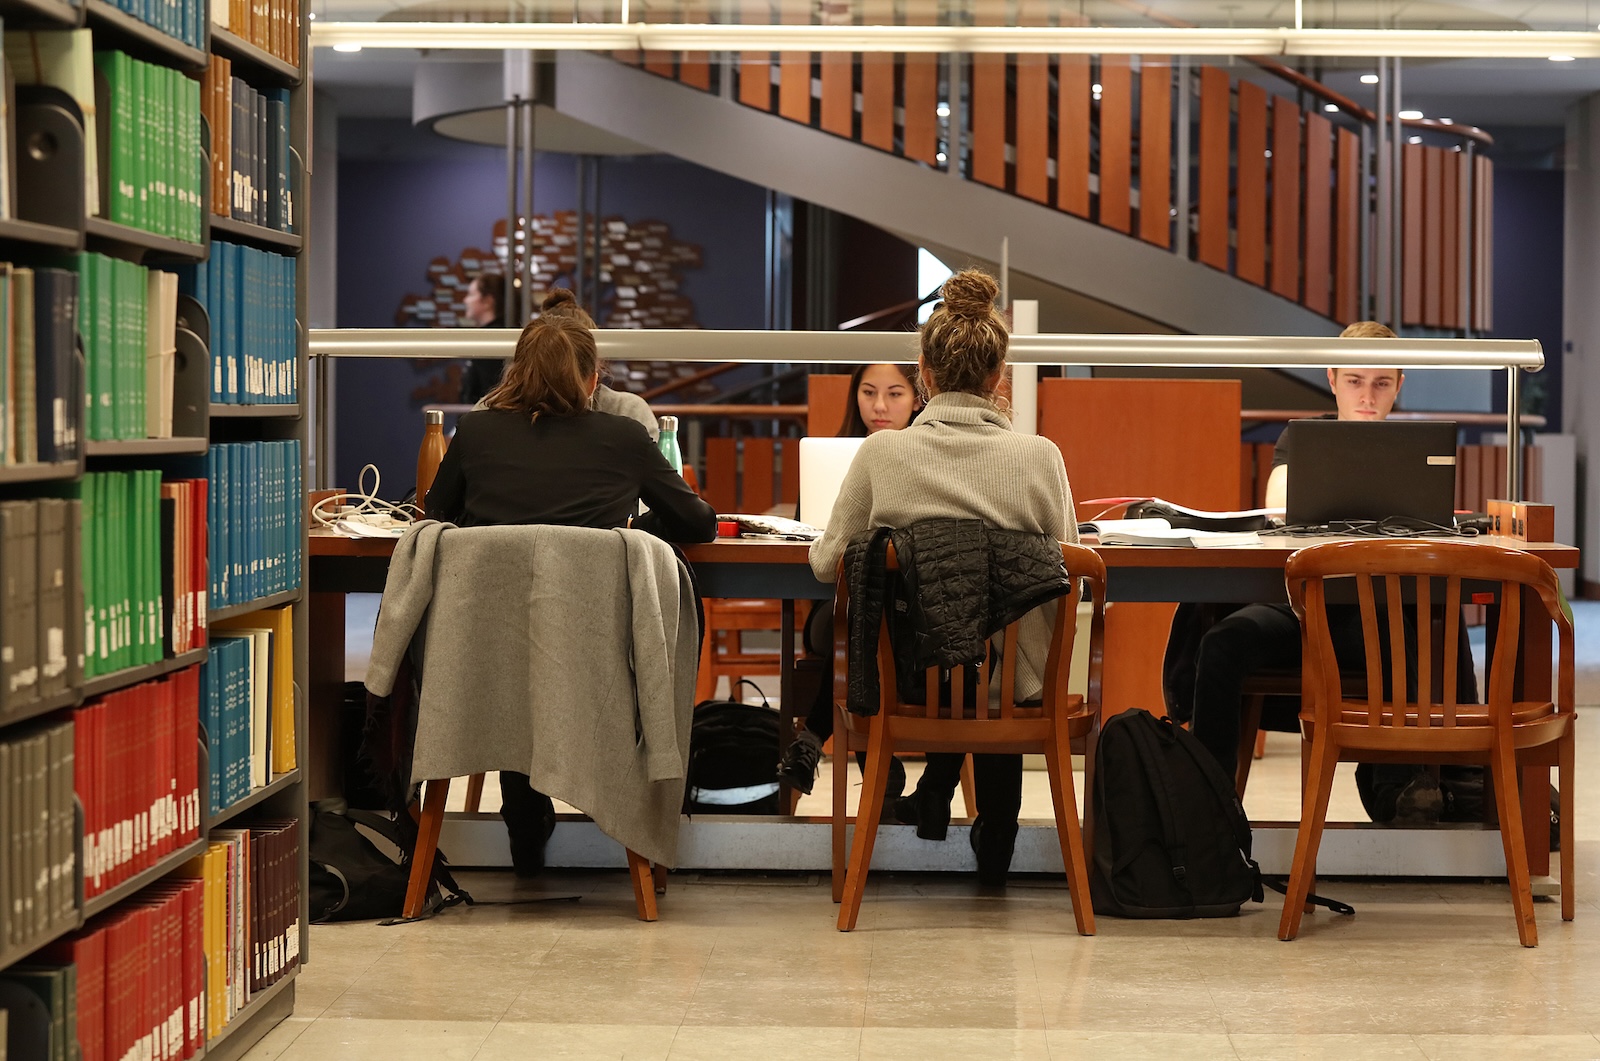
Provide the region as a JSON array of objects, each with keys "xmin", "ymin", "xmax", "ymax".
[{"xmin": 940, "ymin": 269, "xmax": 1001, "ymax": 322}]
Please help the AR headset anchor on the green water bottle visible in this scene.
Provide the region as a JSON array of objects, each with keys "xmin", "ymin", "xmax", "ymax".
[{"xmin": 658, "ymin": 415, "xmax": 683, "ymax": 474}]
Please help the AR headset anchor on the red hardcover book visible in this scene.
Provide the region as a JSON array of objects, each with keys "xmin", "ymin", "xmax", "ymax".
[
  {"xmin": 161, "ymin": 679, "xmax": 176, "ymax": 857},
  {"xmin": 183, "ymin": 879, "xmax": 203, "ymax": 1057},
  {"xmin": 107, "ymin": 697, "xmax": 122, "ymax": 889},
  {"xmin": 102, "ymin": 912, "xmax": 128, "ymax": 1061}
]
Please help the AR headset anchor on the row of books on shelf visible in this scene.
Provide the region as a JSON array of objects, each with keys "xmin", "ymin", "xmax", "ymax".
[
  {"xmin": 98, "ymin": 48, "xmax": 205, "ymax": 243},
  {"xmin": 0, "ymin": 720, "xmax": 77, "ymax": 954},
  {"xmin": 205, "ymin": 606, "xmax": 296, "ymax": 815},
  {"xmin": 5, "ymin": 822, "xmax": 299, "ymax": 1061},
  {"xmin": 205, "ymin": 441, "xmax": 301, "ymax": 609},
  {"xmin": 69, "ymin": 471, "xmax": 206, "ymax": 680},
  {"xmin": 76, "ymin": 668, "xmax": 201, "ymax": 901},
  {"xmin": 179, "ymin": 241, "xmax": 298, "ymax": 405},
  {"xmin": 0, "ymin": 500, "xmax": 80, "ymax": 719},
  {"xmin": 216, "ymin": 0, "xmax": 300, "ymax": 67},
  {"xmin": 114, "ymin": 0, "xmax": 208, "ymax": 52},
  {"xmin": 1, "ymin": 266, "xmax": 80, "ymax": 466},
  {"xmin": 79, "ymin": 253, "xmax": 184, "ymax": 443},
  {"xmin": 204, "ymin": 58, "xmax": 293, "ymax": 234}
]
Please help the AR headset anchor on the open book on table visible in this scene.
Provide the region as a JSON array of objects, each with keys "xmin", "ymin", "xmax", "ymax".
[{"xmin": 1079, "ymin": 517, "xmax": 1263, "ymax": 548}]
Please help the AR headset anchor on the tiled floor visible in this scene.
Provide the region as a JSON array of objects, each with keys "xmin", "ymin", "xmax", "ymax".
[{"xmin": 248, "ymin": 600, "xmax": 1600, "ymax": 1060}]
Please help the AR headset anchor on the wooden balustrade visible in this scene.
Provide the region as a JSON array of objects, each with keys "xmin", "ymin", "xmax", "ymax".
[{"xmin": 614, "ymin": 17, "xmax": 1492, "ymax": 331}]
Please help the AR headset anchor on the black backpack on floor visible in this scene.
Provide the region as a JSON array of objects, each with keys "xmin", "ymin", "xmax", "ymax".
[
  {"xmin": 683, "ymin": 680, "xmax": 782, "ymax": 815},
  {"xmin": 1090, "ymin": 708, "xmax": 1265, "ymax": 918},
  {"xmin": 308, "ymin": 799, "xmax": 470, "ymax": 923}
]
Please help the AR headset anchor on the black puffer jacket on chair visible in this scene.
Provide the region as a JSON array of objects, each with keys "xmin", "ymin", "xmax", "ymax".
[{"xmin": 841, "ymin": 518, "xmax": 1071, "ymax": 716}]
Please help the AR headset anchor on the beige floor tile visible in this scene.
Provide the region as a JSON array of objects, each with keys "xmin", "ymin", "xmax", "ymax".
[
  {"xmin": 318, "ymin": 968, "xmax": 525, "ymax": 1022},
  {"xmin": 863, "ymin": 983, "xmax": 1046, "ymax": 1030},
  {"xmin": 235, "ymin": 1016, "xmax": 314, "ymax": 1060},
  {"xmin": 859, "ymin": 1026, "xmax": 1051, "ymax": 1060},
  {"xmin": 276, "ymin": 1018, "xmax": 495, "ymax": 1061},
  {"xmin": 1044, "ymin": 1030, "xmax": 1242, "ymax": 1060},
  {"xmin": 1039, "ymin": 983, "xmax": 1228, "ymax": 1035},
  {"xmin": 667, "ymin": 1025, "xmax": 863, "ymax": 1059},
  {"xmin": 473, "ymin": 1022, "xmax": 679, "ymax": 1060},
  {"xmin": 1229, "ymin": 1033, "xmax": 1429, "ymax": 1060},
  {"xmin": 501, "ymin": 976, "xmax": 701, "ymax": 1025},
  {"xmin": 682, "ymin": 980, "xmax": 869, "ymax": 1027},
  {"xmin": 1412, "ymin": 1033, "xmax": 1600, "ymax": 1060}
]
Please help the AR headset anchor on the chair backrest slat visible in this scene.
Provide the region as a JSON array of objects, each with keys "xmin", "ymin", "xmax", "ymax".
[
  {"xmin": 1488, "ymin": 579, "xmax": 1521, "ymax": 719},
  {"xmin": 1442, "ymin": 577, "xmax": 1460, "ymax": 726},
  {"xmin": 925, "ymin": 666, "xmax": 940, "ymax": 720},
  {"xmin": 952, "ymin": 657, "xmax": 966, "ymax": 719},
  {"xmin": 1384, "ymin": 574, "xmax": 1408, "ymax": 717},
  {"xmin": 998, "ymin": 618, "xmax": 1019, "ymax": 712},
  {"xmin": 1415, "ymin": 574, "xmax": 1433, "ymax": 723},
  {"xmin": 1355, "ymin": 574, "xmax": 1383, "ymax": 724}
]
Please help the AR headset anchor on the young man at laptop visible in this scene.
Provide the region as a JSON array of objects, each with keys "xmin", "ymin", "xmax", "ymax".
[{"xmin": 1178, "ymin": 321, "xmax": 1456, "ymax": 826}]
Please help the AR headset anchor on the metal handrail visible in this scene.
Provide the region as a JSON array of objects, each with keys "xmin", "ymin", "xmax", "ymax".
[{"xmin": 310, "ymin": 327, "xmax": 1543, "ymax": 497}]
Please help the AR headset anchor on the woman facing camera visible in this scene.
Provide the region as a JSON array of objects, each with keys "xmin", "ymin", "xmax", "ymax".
[
  {"xmin": 806, "ymin": 269, "xmax": 1079, "ymax": 885},
  {"xmin": 425, "ymin": 312, "xmax": 716, "ymax": 876},
  {"xmin": 778, "ymin": 362, "xmax": 923, "ymax": 798}
]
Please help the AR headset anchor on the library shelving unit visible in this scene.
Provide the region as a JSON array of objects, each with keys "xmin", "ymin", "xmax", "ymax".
[{"xmin": 0, "ymin": 0, "xmax": 309, "ymax": 1054}]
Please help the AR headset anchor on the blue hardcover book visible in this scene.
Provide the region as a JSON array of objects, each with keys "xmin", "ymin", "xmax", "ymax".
[
  {"xmin": 203, "ymin": 653, "xmax": 218, "ymax": 813},
  {"xmin": 215, "ymin": 445, "xmax": 231, "ymax": 607},
  {"xmin": 248, "ymin": 443, "xmax": 261, "ymax": 599}
]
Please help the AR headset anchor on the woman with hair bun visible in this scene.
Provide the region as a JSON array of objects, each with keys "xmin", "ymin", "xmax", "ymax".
[
  {"xmin": 806, "ymin": 268, "xmax": 1080, "ymax": 886},
  {"xmin": 537, "ymin": 288, "xmax": 661, "ymax": 441}
]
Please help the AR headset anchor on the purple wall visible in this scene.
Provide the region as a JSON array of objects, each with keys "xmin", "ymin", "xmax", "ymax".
[{"xmin": 333, "ymin": 126, "xmax": 770, "ymax": 493}]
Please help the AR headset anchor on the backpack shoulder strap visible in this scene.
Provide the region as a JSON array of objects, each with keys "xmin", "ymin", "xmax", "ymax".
[{"xmin": 1121, "ymin": 713, "xmax": 1192, "ymax": 890}]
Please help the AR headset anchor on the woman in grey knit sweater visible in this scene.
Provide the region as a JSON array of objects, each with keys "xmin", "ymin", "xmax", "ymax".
[{"xmin": 807, "ymin": 269, "xmax": 1079, "ymax": 885}]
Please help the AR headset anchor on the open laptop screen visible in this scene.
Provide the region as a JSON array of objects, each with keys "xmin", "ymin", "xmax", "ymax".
[
  {"xmin": 798, "ymin": 437, "xmax": 865, "ymax": 529},
  {"xmin": 1284, "ymin": 419, "xmax": 1459, "ymax": 529}
]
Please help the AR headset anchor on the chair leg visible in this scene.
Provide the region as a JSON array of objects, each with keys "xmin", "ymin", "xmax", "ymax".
[
  {"xmin": 403, "ymin": 777, "xmax": 452, "ymax": 920},
  {"xmin": 1489, "ymin": 739, "xmax": 1538, "ymax": 947},
  {"xmin": 652, "ymin": 863, "xmax": 669, "ymax": 896},
  {"xmin": 1080, "ymin": 724, "xmax": 1099, "ymax": 868},
  {"xmin": 627, "ymin": 849, "xmax": 659, "ymax": 921},
  {"xmin": 1560, "ymin": 732, "xmax": 1576, "ymax": 922},
  {"xmin": 1236, "ymin": 695, "xmax": 1266, "ymax": 799},
  {"xmin": 832, "ymin": 706, "xmax": 849, "ymax": 903},
  {"xmin": 837, "ymin": 718, "xmax": 892, "ymax": 932},
  {"xmin": 463, "ymin": 773, "xmax": 485, "ymax": 813},
  {"xmin": 1278, "ymin": 736, "xmax": 1336, "ymax": 941},
  {"xmin": 1045, "ymin": 722, "xmax": 1095, "ymax": 936},
  {"xmin": 959, "ymin": 755, "xmax": 978, "ymax": 818}
]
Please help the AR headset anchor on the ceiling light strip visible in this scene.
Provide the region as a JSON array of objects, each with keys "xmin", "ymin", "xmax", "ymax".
[{"xmin": 310, "ymin": 22, "xmax": 1600, "ymax": 58}]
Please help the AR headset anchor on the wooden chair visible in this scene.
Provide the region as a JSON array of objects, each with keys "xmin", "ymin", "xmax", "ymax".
[
  {"xmin": 831, "ymin": 541, "xmax": 1104, "ymax": 933},
  {"xmin": 1279, "ymin": 540, "xmax": 1575, "ymax": 947},
  {"xmin": 404, "ymin": 776, "xmax": 662, "ymax": 921},
  {"xmin": 695, "ymin": 599, "xmax": 783, "ymax": 702}
]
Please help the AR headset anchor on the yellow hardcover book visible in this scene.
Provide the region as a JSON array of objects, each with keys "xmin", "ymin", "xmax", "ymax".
[
  {"xmin": 212, "ymin": 606, "xmax": 296, "ymax": 772},
  {"xmin": 209, "ymin": 845, "xmax": 226, "ymax": 1035},
  {"xmin": 174, "ymin": 850, "xmax": 216, "ymax": 1041}
]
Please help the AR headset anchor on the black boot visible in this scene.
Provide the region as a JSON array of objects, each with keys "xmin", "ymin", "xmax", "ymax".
[
  {"xmin": 969, "ymin": 815, "xmax": 1019, "ymax": 886},
  {"xmin": 893, "ymin": 784, "xmax": 953, "ymax": 841},
  {"xmin": 500, "ymin": 773, "xmax": 557, "ymax": 878}
]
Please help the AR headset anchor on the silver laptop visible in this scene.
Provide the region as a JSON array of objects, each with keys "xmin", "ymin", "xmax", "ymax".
[{"xmin": 798, "ymin": 437, "xmax": 865, "ymax": 529}]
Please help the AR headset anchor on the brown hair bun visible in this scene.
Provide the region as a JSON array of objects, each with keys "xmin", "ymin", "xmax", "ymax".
[
  {"xmin": 541, "ymin": 287, "xmax": 579, "ymax": 312},
  {"xmin": 940, "ymin": 270, "xmax": 1000, "ymax": 320}
]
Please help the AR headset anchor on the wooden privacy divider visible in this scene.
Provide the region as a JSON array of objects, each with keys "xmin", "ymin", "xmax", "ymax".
[
  {"xmin": 777, "ymin": 3, "xmax": 811, "ymax": 124},
  {"xmin": 702, "ymin": 436, "xmax": 801, "ymax": 514},
  {"xmin": 1475, "ymin": 156, "xmax": 1494, "ymax": 332},
  {"xmin": 1443, "ymin": 153, "xmax": 1462, "ymax": 329},
  {"xmin": 1336, "ymin": 130, "xmax": 1362, "ymax": 324},
  {"xmin": 738, "ymin": 0, "xmax": 773, "ymax": 111},
  {"xmin": 1098, "ymin": 56, "xmax": 1133, "ymax": 233},
  {"xmin": 902, "ymin": 3, "xmax": 939, "ymax": 166},
  {"xmin": 1235, "ymin": 82, "xmax": 1269, "ymax": 286},
  {"xmin": 1302, "ymin": 111, "xmax": 1332, "ymax": 316},
  {"xmin": 678, "ymin": 2, "xmax": 712, "ymax": 91},
  {"xmin": 1270, "ymin": 97, "xmax": 1303, "ymax": 301},
  {"xmin": 1058, "ymin": 55, "xmax": 1092, "ymax": 217},
  {"xmin": 1038, "ymin": 378, "xmax": 1242, "ymax": 716},
  {"xmin": 808, "ymin": 373, "xmax": 851, "ymax": 437},
  {"xmin": 1138, "ymin": 57, "xmax": 1172, "ymax": 248},
  {"xmin": 1196, "ymin": 65, "xmax": 1231, "ymax": 270},
  {"xmin": 819, "ymin": 54, "xmax": 853, "ymax": 137}
]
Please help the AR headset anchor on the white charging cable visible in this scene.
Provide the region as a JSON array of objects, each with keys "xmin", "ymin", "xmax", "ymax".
[{"xmin": 310, "ymin": 464, "xmax": 424, "ymax": 535}]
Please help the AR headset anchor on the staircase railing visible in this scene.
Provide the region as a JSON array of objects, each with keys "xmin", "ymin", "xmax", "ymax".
[{"xmin": 614, "ymin": 11, "xmax": 1493, "ymax": 333}]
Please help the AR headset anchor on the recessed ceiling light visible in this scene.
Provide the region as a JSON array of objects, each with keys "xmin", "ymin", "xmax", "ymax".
[
  {"xmin": 332, "ymin": 42, "xmax": 362, "ymax": 51},
  {"xmin": 1439, "ymin": 117, "xmax": 1453, "ymax": 124},
  {"xmin": 1408, "ymin": 135, "xmax": 1423, "ymax": 144},
  {"xmin": 936, "ymin": 102, "xmax": 950, "ymax": 117},
  {"xmin": 1360, "ymin": 73, "xmax": 1380, "ymax": 84},
  {"xmin": 1550, "ymin": 54, "xmax": 1577, "ymax": 62},
  {"xmin": 1324, "ymin": 103, "xmax": 1339, "ymax": 112},
  {"xmin": 1398, "ymin": 109, "xmax": 1423, "ymax": 120}
]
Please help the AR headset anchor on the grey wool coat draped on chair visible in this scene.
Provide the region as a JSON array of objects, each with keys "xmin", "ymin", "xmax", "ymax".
[{"xmin": 364, "ymin": 520, "xmax": 699, "ymax": 867}]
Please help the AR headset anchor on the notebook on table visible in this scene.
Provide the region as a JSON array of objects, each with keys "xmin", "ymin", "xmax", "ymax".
[
  {"xmin": 798, "ymin": 436, "xmax": 865, "ymax": 529},
  {"xmin": 1284, "ymin": 419, "xmax": 1459, "ymax": 530}
]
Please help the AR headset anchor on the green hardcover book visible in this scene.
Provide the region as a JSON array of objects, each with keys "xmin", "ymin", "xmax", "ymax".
[
  {"xmin": 134, "ymin": 261, "xmax": 148, "ymax": 437},
  {"xmin": 108, "ymin": 259, "xmax": 122, "ymax": 440},
  {"xmin": 86, "ymin": 476, "xmax": 103, "ymax": 677},
  {"xmin": 2, "ymin": 966, "xmax": 66, "ymax": 1061},
  {"xmin": 93, "ymin": 255, "xmax": 112, "ymax": 443},
  {"xmin": 134, "ymin": 55, "xmax": 148, "ymax": 233},
  {"xmin": 113, "ymin": 473, "xmax": 127, "ymax": 672},
  {"xmin": 141, "ymin": 470, "xmax": 155, "ymax": 663},
  {"xmin": 11, "ymin": 266, "xmax": 33, "ymax": 464},
  {"xmin": 92, "ymin": 51, "xmax": 124, "ymax": 224}
]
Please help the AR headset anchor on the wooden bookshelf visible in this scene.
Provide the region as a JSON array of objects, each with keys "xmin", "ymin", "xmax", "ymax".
[
  {"xmin": 210, "ymin": 213, "xmax": 303, "ymax": 251},
  {"xmin": 210, "ymin": 587, "xmax": 303, "ymax": 622},
  {"xmin": 85, "ymin": 436, "xmax": 210, "ymax": 457},
  {"xmin": 0, "ymin": 0, "xmax": 81, "ymax": 28},
  {"xmin": 209, "ymin": 403, "xmax": 302, "ymax": 419},
  {"xmin": 82, "ymin": 837, "xmax": 210, "ymax": 918},
  {"xmin": 0, "ymin": 458, "xmax": 81, "ymax": 483},
  {"xmin": 209, "ymin": 27, "xmax": 299, "ymax": 85},
  {"xmin": 80, "ymin": 646, "xmax": 209, "ymax": 699},
  {"xmin": 210, "ymin": 768, "xmax": 301, "ymax": 827},
  {"xmin": 83, "ymin": 0, "xmax": 207, "ymax": 69},
  {"xmin": 0, "ymin": 216, "xmax": 84, "ymax": 249}
]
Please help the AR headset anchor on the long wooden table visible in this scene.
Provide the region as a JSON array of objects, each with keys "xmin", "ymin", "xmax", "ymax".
[{"xmin": 309, "ymin": 530, "xmax": 1577, "ymax": 877}]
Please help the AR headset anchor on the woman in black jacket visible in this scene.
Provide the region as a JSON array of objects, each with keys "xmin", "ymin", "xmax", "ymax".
[{"xmin": 426, "ymin": 314, "xmax": 717, "ymax": 875}]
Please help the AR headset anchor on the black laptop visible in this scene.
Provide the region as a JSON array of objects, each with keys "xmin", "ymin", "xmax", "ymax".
[{"xmin": 1284, "ymin": 419, "xmax": 1459, "ymax": 529}]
